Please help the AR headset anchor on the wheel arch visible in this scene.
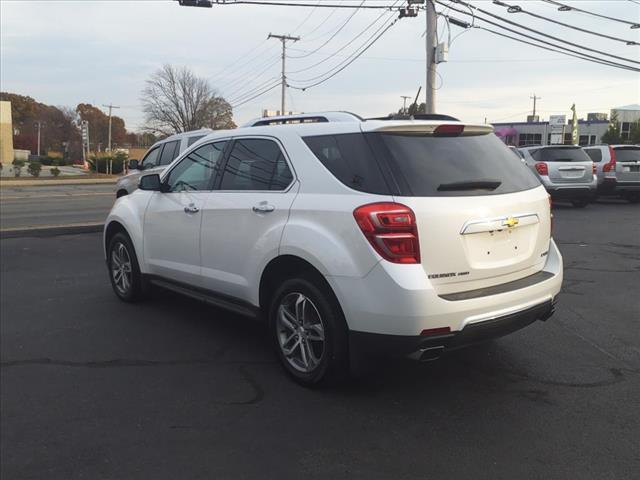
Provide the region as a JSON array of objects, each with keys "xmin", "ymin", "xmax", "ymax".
[{"xmin": 258, "ymin": 254, "xmax": 342, "ymax": 315}]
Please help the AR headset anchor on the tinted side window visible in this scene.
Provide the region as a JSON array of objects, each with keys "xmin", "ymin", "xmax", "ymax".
[
  {"xmin": 302, "ymin": 134, "xmax": 391, "ymax": 194},
  {"xmin": 187, "ymin": 135, "xmax": 206, "ymax": 147},
  {"xmin": 141, "ymin": 146, "xmax": 161, "ymax": 168},
  {"xmin": 584, "ymin": 149, "xmax": 602, "ymax": 163},
  {"xmin": 158, "ymin": 141, "xmax": 180, "ymax": 166},
  {"xmin": 166, "ymin": 142, "xmax": 227, "ymax": 192},
  {"xmin": 220, "ymin": 139, "xmax": 293, "ymax": 191}
]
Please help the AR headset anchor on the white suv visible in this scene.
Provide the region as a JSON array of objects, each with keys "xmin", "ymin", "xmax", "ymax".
[
  {"xmin": 115, "ymin": 129, "xmax": 211, "ymax": 197},
  {"xmin": 104, "ymin": 112, "xmax": 563, "ymax": 385}
]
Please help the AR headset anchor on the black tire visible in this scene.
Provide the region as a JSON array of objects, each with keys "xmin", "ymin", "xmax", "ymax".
[
  {"xmin": 268, "ymin": 274, "xmax": 349, "ymax": 387},
  {"xmin": 107, "ymin": 232, "xmax": 147, "ymax": 302},
  {"xmin": 571, "ymin": 199, "xmax": 589, "ymax": 208},
  {"xmin": 625, "ymin": 193, "xmax": 640, "ymax": 204}
]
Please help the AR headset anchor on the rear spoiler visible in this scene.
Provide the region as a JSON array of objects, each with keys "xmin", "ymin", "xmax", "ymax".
[{"xmin": 371, "ymin": 124, "xmax": 494, "ymax": 136}]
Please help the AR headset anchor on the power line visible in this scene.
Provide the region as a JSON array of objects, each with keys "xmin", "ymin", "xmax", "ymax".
[
  {"xmin": 441, "ymin": 7, "xmax": 639, "ymax": 72},
  {"xmin": 288, "ymin": 0, "xmax": 365, "ymax": 59},
  {"xmin": 541, "ymin": 0, "xmax": 640, "ymax": 28},
  {"xmin": 220, "ymin": 1, "xmax": 406, "ymax": 9},
  {"xmin": 288, "ymin": 6, "xmax": 395, "ymax": 73},
  {"xmin": 438, "ymin": 0, "xmax": 639, "ymax": 66},
  {"xmin": 469, "ymin": 21, "xmax": 639, "ymax": 73},
  {"xmin": 491, "ymin": 0, "xmax": 639, "ymax": 45},
  {"xmin": 230, "ymin": 82, "xmax": 282, "ymax": 109},
  {"xmin": 290, "ymin": 16, "xmax": 400, "ymax": 90},
  {"xmin": 289, "ymin": 11, "xmax": 398, "ymax": 84}
]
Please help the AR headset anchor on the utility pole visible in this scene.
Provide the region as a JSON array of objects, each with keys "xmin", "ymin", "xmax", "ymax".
[
  {"xmin": 103, "ymin": 103, "xmax": 120, "ymax": 174},
  {"xmin": 401, "ymin": 96, "xmax": 412, "ymax": 114},
  {"xmin": 34, "ymin": 121, "xmax": 42, "ymax": 157},
  {"xmin": 425, "ymin": 0, "xmax": 437, "ymax": 114},
  {"xmin": 530, "ymin": 94, "xmax": 541, "ymax": 117},
  {"xmin": 268, "ymin": 33, "xmax": 300, "ymax": 116}
]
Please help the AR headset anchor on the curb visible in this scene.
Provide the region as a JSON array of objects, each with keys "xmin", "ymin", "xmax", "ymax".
[
  {"xmin": 0, "ymin": 223, "xmax": 104, "ymax": 239},
  {"xmin": 0, "ymin": 178, "xmax": 118, "ymax": 187}
]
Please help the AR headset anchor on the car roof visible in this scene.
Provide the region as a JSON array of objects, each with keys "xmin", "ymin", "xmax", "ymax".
[{"xmin": 153, "ymin": 128, "xmax": 213, "ymax": 146}]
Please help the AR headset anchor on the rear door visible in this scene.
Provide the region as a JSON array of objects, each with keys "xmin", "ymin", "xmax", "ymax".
[
  {"xmin": 199, "ymin": 137, "xmax": 298, "ymax": 302},
  {"xmin": 613, "ymin": 146, "xmax": 640, "ymax": 183},
  {"xmin": 366, "ymin": 128, "xmax": 550, "ymax": 294},
  {"xmin": 534, "ymin": 146, "xmax": 593, "ymax": 184}
]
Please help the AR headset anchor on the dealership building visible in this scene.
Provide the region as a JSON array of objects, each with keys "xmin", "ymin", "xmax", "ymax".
[{"xmin": 493, "ymin": 104, "xmax": 640, "ymax": 147}]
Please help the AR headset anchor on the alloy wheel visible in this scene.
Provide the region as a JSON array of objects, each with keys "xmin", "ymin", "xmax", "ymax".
[
  {"xmin": 276, "ymin": 292, "xmax": 326, "ymax": 373},
  {"xmin": 111, "ymin": 242, "xmax": 133, "ymax": 295}
]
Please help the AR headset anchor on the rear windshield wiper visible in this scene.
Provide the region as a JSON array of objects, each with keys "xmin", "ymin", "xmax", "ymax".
[{"xmin": 437, "ymin": 180, "xmax": 502, "ymax": 191}]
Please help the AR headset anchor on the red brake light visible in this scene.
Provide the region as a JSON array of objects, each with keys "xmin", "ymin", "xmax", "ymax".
[
  {"xmin": 353, "ymin": 203, "xmax": 420, "ymax": 264},
  {"xmin": 603, "ymin": 146, "xmax": 617, "ymax": 172},
  {"xmin": 433, "ymin": 124, "xmax": 464, "ymax": 136},
  {"xmin": 535, "ymin": 162, "xmax": 549, "ymax": 175}
]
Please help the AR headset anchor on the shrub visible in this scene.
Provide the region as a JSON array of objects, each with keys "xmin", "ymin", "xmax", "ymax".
[
  {"xmin": 12, "ymin": 159, "xmax": 25, "ymax": 177},
  {"xmin": 88, "ymin": 155, "xmax": 125, "ymax": 174},
  {"xmin": 50, "ymin": 167, "xmax": 61, "ymax": 177},
  {"xmin": 27, "ymin": 161, "xmax": 43, "ymax": 177}
]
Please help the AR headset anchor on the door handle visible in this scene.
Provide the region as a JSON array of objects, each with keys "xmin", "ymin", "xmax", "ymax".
[
  {"xmin": 184, "ymin": 204, "xmax": 200, "ymax": 214},
  {"xmin": 252, "ymin": 204, "xmax": 275, "ymax": 213}
]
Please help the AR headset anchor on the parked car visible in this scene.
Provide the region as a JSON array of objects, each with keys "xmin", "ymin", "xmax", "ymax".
[
  {"xmin": 519, "ymin": 145, "xmax": 596, "ymax": 207},
  {"xmin": 104, "ymin": 112, "xmax": 562, "ymax": 386},
  {"xmin": 583, "ymin": 144, "xmax": 640, "ymax": 203},
  {"xmin": 115, "ymin": 129, "xmax": 211, "ymax": 197}
]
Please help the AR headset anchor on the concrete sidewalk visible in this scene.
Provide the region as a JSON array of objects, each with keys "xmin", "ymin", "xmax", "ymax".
[{"xmin": 0, "ymin": 177, "xmax": 118, "ymax": 187}]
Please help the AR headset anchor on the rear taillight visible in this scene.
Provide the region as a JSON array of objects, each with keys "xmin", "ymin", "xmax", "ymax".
[
  {"xmin": 535, "ymin": 162, "xmax": 549, "ymax": 175},
  {"xmin": 603, "ymin": 146, "xmax": 617, "ymax": 173},
  {"xmin": 353, "ymin": 203, "xmax": 420, "ymax": 264}
]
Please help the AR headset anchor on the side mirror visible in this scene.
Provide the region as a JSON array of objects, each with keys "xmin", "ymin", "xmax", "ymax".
[
  {"xmin": 128, "ymin": 159, "xmax": 139, "ymax": 170},
  {"xmin": 139, "ymin": 174, "xmax": 164, "ymax": 192}
]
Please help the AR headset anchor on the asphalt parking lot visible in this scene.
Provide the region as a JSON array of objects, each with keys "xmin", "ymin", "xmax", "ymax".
[{"xmin": 1, "ymin": 199, "xmax": 639, "ymax": 480}]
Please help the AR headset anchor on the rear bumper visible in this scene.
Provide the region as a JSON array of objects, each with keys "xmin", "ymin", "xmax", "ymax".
[
  {"xmin": 350, "ymin": 299, "xmax": 556, "ymax": 361},
  {"xmin": 541, "ymin": 177, "xmax": 597, "ymax": 199},
  {"xmin": 599, "ymin": 179, "xmax": 640, "ymax": 193},
  {"xmin": 327, "ymin": 238, "xmax": 563, "ymax": 338}
]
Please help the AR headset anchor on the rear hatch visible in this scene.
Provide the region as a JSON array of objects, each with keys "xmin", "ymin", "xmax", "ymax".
[
  {"xmin": 614, "ymin": 146, "xmax": 640, "ymax": 182},
  {"xmin": 533, "ymin": 146, "xmax": 593, "ymax": 184},
  {"xmin": 365, "ymin": 123, "xmax": 551, "ymax": 295}
]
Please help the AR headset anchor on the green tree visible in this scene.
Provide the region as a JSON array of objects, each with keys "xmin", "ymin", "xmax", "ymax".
[
  {"xmin": 628, "ymin": 121, "xmax": 640, "ymax": 144},
  {"xmin": 601, "ymin": 112, "xmax": 623, "ymax": 144}
]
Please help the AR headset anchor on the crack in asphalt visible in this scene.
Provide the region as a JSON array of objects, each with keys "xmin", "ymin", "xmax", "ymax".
[{"xmin": 0, "ymin": 358, "xmax": 275, "ymax": 368}]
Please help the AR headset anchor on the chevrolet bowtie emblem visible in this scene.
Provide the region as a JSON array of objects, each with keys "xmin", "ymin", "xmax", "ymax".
[{"xmin": 504, "ymin": 217, "xmax": 519, "ymax": 228}]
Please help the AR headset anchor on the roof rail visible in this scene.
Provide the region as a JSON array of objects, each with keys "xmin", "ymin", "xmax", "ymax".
[
  {"xmin": 242, "ymin": 111, "xmax": 363, "ymax": 128},
  {"xmin": 367, "ymin": 113, "xmax": 461, "ymax": 122}
]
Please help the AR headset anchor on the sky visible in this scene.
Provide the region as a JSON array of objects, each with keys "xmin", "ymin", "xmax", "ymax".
[{"xmin": 1, "ymin": 0, "xmax": 639, "ymax": 131}]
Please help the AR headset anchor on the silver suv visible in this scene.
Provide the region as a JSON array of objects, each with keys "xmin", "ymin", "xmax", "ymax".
[
  {"xmin": 584, "ymin": 145, "xmax": 640, "ymax": 203},
  {"xmin": 115, "ymin": 129, "xmax": 211, "ymax": 197},
  {"xmin": 519, "ymin": 145, "xmax": 596, "ymax": 208}
]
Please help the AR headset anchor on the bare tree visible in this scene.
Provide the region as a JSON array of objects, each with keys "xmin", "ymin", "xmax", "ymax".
[{"xmin": 141, "ymin": 64, "xmax": 236, "ymax": 135}]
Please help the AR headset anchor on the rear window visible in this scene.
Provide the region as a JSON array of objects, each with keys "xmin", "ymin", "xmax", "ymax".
[
  {"xmin": 378, "ymin": 133, "xmax": 540, "ymax": 196},
  {"xmin": 614, "ymin": 147, "xmax": 640, "ymax": 162},
  {"xmin": 584, "ymin": 148, "xmax": 602, "ymax": 162},
  {"xmin": 303, "ymin": 132, "xmax": 540, "ymax": 196},
  {"xmin": 532, "ymin": 147, "xmax": 591, "ymax": 162}
]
